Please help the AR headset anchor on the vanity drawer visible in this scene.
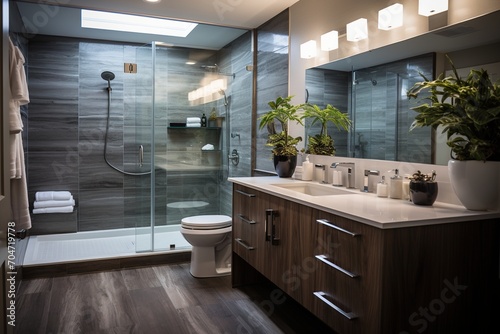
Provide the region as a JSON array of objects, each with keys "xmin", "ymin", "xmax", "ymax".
[
  {"xmin": 232, "ymin": 185, "xmax": 259, "ymax": 265},
  {"xmin": 315, "ymin": 215, "xmax": 363, "ymax": 277},
  {"xmin": 313, "ymin": 212, "xmax": 383, "ymax": 334}
]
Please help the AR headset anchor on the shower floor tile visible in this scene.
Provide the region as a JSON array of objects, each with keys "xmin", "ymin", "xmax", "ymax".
[{"xmin": 23, "ymin": 228, "xmax": 191, "ymax": 266}]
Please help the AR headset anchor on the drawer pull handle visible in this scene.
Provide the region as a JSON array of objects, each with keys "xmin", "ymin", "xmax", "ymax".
[
  {"xmin": 238, "ymin": 214, "xmax": 256, "ymax": 225},
  {"xmin": 314, "ymin": 291, "xmax": 357, "ymax": 320},
  {"xmin": 235, "ymin": 238, "xmax": 255, "ymax": 250},
  {"xmin": 315, "ymin": 255, "xmax": 359, "ymax": 278},
  {"xmin": 317, "ymin": 219, "xmax": 359, "ymax": 237},
  {"xmin": 236, "ymin": 190, "xmax": 256, "ymax": 197}
]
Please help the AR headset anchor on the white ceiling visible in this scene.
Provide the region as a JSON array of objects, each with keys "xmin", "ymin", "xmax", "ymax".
[{"xmin": 14, "ymin": 0, "xmax": 300, "ymax": 49}]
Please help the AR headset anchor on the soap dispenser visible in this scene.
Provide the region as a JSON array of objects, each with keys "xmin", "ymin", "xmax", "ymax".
[
  {"xmin": 389, "ymin": 169, "xmax": 403, "ymax": 199},
  {"xmin": 377, "ymin": 176, "xmax": 388, "ymax": 197},
  {"xmin": 302, "ymin": 155, "xmax": 313, "ymax": 181}
]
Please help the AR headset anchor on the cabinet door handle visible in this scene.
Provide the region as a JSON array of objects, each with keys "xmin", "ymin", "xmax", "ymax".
[
  {"xmin": 317, "ymin": 219, "xmax": 359, "ymax": 237},
  {"xmin": 315, "ymin": 255, "xmax": 359, "ymax": 278},
  {"xmin": 238, "ymin": 214, "xmax": 255, "ymax": 225},
  {"xmin": 265, "ymin": 209, "xmax": 280, "ymax": 245},
  {"xmin": 313, "ymin": 291, "xmax": 357, "ymax": 320},
  {"xmin": 235, "ymin": 238, "xmax": 255, "ymax": 250},
  {"xmin": 236, "ymin": 189, "xmax": 256, "ymax": 197},
  {"xmin": 265, "ymin": 209, "xmax": 273, "ymax": 241}
]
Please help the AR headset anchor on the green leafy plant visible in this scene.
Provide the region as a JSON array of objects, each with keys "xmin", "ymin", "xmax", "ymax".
[
  {"xmin": 302, "ymin": 104, "xmax": 351, "ymax": 156},
  {"xmin": 258, "ymin": 96, "xmax": 304, "ymax": 156},
  {"xmin": 407, "ymin": 56, "xmax": 500, "ymax": 161},
  {"xmin": 409, "ymin": 170, "xmax": 436, "ymax": 182}
]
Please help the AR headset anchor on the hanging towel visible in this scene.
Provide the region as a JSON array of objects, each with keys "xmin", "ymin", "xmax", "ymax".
[
  {"xmin": 33, "ymin": 206, "xmax": 74, "ymax": 215},
  {"xmin": 33, "ymin": 198, "xmax": 75, "ymax": 209},
  {"xmin": 9, "ymin": 36, "xmax": 31, "ymax": 231},
  {"xmin": 35, "ymin": 191, "xmax": 73, "ymax": 201}
]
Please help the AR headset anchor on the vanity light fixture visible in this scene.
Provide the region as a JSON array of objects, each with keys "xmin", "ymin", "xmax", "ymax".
[
  {"xmin": 300, "ymin": 40, "xmax": 317, "ymax": 59},
  {"xmin": 346, "ymin": 18, "xmax": 368, "ymax": 42},
  {"xmin": 81, "ymin": 9, "xmax": 197, "ymax": 37},
  {"xmin": 320, "ymin": 30, "xmax": 339, "ymax": 51},
  {"xmin": 378, "ymin": 3, "xmax": 403, "ymax": 30},
  {"xmin": 418, "ymin": 0, "xmax": 448, "ymax": 17}
]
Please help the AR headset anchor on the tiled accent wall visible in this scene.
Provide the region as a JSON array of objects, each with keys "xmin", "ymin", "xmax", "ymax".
[
  {"xmin": 27, "ymin": 35, "xmax": 252, "ymax": 235},
  {"xmin": 217, "ymin": 31, "xmax": 254, "ymax": 216},
  {"xmin": 255, "ymin": 10, "xmax": 290, "ymax": 173}
]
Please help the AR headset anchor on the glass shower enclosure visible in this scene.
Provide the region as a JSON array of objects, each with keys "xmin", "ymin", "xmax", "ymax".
[{"xmin": 135, "ymin": 42, "xmax": 231, "ymax": 253}]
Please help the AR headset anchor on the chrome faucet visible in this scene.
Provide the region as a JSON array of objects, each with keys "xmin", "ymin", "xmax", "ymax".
[
  {"xmin": 330, "ymin": 162, "xmax": 356, "ymax": 189},
  {"xmin": 363, "ymin": 169, "xmax": 380, "ymax": 192},
  {"xmin": 315, "ymin": 164, "xmax": 328, "ymax": 184}
]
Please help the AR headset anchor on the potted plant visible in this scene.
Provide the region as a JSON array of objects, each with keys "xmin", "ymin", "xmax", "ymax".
[
  {"xmin": 408, "ymin": 170, "xmax": 438, "ymax": 206},
  {"xmin": 208, "ymin": 108, "xmax": 224, "ymax": 127},
  {"xmin": 407, "ymin": 56, "xmax": 500, "ymax": 210},
  {"xmin": 258, "ymin": 96, "xmax": 304, "ymax": 177},
  {"xmin": 302, "ymin": 104, "xmax": 352, "ymax": 156}
]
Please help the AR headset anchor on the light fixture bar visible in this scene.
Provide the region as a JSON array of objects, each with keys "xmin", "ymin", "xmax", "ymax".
[{"xmin": 81, "ymin": 9, "xmax": 197, "ymax": 37}]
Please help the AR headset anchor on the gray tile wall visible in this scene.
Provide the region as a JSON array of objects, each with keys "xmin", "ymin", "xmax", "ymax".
[
  {"xmin": 255, "ymin": 10, "xmax": 290, "ymax": 173},
  {"xmin": 27, "ymin": 34, "xmax": 252, "ymax": 235}
]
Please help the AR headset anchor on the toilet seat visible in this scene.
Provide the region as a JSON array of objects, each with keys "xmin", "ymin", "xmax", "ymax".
[{"xmin": 181, "ymin": 215, "xmax": 232, "ymax": 230}]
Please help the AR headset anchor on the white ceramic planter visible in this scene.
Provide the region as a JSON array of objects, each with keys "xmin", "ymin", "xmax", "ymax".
[{"xmin": 448, "ymin": 160, "xmax": 500, "ymax": 211}]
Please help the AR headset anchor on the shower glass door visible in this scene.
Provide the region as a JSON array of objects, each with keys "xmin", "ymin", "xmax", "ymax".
[{"xmin": 131, "ymin": 43, "xmax": 155, "ymax": 253}]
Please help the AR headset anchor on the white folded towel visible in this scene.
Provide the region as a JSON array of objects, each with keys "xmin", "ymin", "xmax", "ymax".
[
  {"xmin": 186, "ymin": 123, "xmax": 201, "ymax": 128},
  {"xmin": 202, "ymin": 144, "xmax": 215, "ymax": 150},
  {"xmin": 35, "ymin": 191, "xmax": 72, "ymax": 201},
  {"xmin": 33, "ymin": 206, "xmax": 74, "ymax": 214},
  {"xmin": 186, "ymin": 117, "xmax": 201, "ymax": 123},
  {"xmin": 33, "ymin": 198, "xmax": 75, "ymax": 209}
]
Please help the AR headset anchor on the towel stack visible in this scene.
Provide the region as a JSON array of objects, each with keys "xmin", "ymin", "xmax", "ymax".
[
  {"xmin": 33, "ymin": 191, "xmax": 75, "ymax": 214},
  {"xmin": 186, "ymin": 117, "xmax": 201, "ymax": 128}
]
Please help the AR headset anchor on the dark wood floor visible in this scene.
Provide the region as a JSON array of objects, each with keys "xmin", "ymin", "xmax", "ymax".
[{"xmin": 15, "ymin": 262, "xmax": 336, "ymax": 333}]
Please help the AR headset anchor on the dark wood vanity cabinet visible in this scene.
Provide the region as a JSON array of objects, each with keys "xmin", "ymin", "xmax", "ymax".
[{"xmin": 231, "ymin": 184, "xmax": 499, "ymax": 334}]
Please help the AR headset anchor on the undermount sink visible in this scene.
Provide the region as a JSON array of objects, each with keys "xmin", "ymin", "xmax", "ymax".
[{"xmin": 271, "ymin": 183, "xmax": 355, "ymax": 196}]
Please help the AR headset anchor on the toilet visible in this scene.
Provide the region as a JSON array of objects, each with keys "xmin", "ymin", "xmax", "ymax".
[{"xmin": 180, "ymin": 215, "xmax": 232, "ymax": 278}]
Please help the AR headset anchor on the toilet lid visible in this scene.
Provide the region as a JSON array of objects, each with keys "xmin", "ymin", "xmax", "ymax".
[{"xmin": 181, "ymin": 215, "xmax": 232, "ymax": 230}]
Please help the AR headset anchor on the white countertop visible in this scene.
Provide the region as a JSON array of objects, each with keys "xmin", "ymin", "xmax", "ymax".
[{"xmin": 229, "ymin": 176, "xmax": 500, "ymax": 229}]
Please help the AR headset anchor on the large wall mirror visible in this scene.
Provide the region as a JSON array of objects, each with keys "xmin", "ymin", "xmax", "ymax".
[{"xmin": 305, "ymin": 10, "xmax": 500, "ymax": 165}]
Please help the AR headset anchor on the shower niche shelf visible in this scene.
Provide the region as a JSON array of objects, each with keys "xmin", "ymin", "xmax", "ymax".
[{"xmin": 167, "ymin": 126, "xmax": 221, "ymax": 130}]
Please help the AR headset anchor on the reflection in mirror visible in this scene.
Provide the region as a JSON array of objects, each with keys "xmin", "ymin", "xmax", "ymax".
[{"xmin": 306, "ymin": 53, "xmax": 434, "ymax": 163}]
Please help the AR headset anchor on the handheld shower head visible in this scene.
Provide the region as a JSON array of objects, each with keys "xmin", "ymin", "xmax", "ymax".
[
  {"xmin": 101, "ymin": 71, "xmax": 115, "ymax": 81},
  {"xmin": 218, "ymin": 89, "xmax": 228, "ymax": 106}
]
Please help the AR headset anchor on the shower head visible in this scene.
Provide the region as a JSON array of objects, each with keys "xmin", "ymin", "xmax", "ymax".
[
  {"xmin": 218, "ymin": 89, "xmax": 228, "ymax": 106},
  {"xmin": 201, "ymin": 64, "xmax": 219, "ymax": 71},
  {"xmin": 101, "ymin": 71, "xmax": 115, "ymax": 81}
]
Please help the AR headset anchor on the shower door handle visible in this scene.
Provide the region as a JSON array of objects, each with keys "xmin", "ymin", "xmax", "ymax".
[{"xmin": 139, "ymin": 145, "xmax": 144, "ymax": 167}]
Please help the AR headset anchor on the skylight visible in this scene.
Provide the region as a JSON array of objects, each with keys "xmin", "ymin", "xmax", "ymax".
[{"xmin": 81, "ymin": 10, "xmax": 197, "ymax": 37}]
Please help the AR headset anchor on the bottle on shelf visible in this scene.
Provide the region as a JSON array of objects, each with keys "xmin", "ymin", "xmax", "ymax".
[
  {"xmin": 389, "ymin": 169, "xmax": 403, "ymax": 199},
  {"xmin": 201, "ymin": 113, "xmax": 207, "ymax": 127},
  {"xmin": 377, "ymin": 176, "xmax": 388, "ymax": 197}
]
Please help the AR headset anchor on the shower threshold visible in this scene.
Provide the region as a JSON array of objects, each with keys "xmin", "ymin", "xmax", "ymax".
[{"xmin": 23, "ymin": 225, "xmax": 191, "ymax": 266}]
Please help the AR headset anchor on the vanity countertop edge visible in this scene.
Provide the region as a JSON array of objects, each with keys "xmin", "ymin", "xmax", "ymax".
[{"xmin": 229, "ymin": 176, "xmax": 500, "ymax": 229}]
